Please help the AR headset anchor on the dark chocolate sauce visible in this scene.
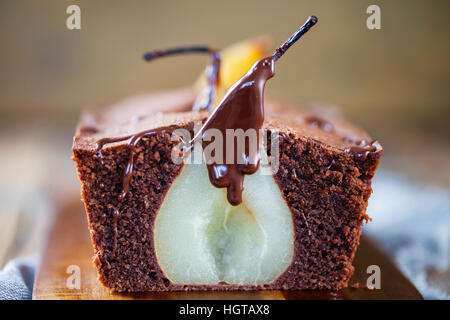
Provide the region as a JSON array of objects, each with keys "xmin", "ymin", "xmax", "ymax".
[
  {"xmin": 96, "ymin": 127, "xmax": 174, "ymax": 202},
  {"xmin": 304, "ymin": 117, "xmax": 381, "ymax": 159},
  {"xmin": 95, "ymin": 56, "xmax": 274, "ymax": 207},
  {"xmin": 303, "ymin": 114, "xmax": 381, "ymax": 160},
  {"xmin": 97, "ymin": 45, "xmax": 221, "ymax": 199},
  {"xmin": 96, "ymin": 16, "xmax": 319, "ymax": 208},
  {"xmin": 186, "ymin": 16, "xmax": 318, "ymax": 205},
  {"xmin": 191, "ymin": 57, "xmax": 275, "ymax": 205},
  {"xmin": 92, "ymin": 17, "xmax": 322, "ymax": 260},
  {"xmin": 95, "ymin": 58, "xmax": 273, "ymax": 209},
  {"xmin": 344, "ymin": 139, "xmax": 381, "ymax": 160},
  {"xmin": 96, "ymin": 127, "xmax": 176, "ymax": 262}
]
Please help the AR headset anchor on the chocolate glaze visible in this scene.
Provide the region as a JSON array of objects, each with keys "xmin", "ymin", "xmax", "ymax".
[
  {"xmin": 191, "ymin": 57, "xmax": 275, "ymax": 205},
  {"xmin": 94, "ymin": 16, "xmax": 321, "ymax": 207},
  {"xmin": 95, "ymin": 128, "xmax": 175, "ymax": 261},
  {"xmin": 96, "ymin": 127, "xmax": 174, "ymax": 202},
  {"xmin": 344, "ymin": 139, "xmax": 382, "ymax": 161},
  {"xmin": 95, "ymin": 56, "xmax": 273, "ymax": 207},
  {"xmin": 303, "ymin": 116, "xmax": 382, "ymax": 161},
  {"xmin": 95, "ymin": 45, "xmax": 223, "ymax": 209},
  {"xmin": 94, "ymin": 53, "xmax": 274, "ymax": 208},
  {"xmin": 185, "ymin": 16, "xmax": 319, "ymax": 205},
  {"xmin": 94, "ymin": 119, "xmax": 381, "ymax": 211}
]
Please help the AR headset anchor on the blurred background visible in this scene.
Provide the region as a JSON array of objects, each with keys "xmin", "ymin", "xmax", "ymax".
[{"xmin": 0, "ymin": 0, "xmax": 448, "ymax": 299}]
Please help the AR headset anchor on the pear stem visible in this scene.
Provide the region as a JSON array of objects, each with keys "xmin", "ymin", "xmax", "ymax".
[
  {"xmin": 143, "ymin": 46, "xmax": 220, "ymax": 112},
  {"xmin": 143, "ymin": 46, "xmax": 216, "ymax": 61},
  {"xmin": 273, "ymin": 15, "xmax": 318, "ymax": 62}
]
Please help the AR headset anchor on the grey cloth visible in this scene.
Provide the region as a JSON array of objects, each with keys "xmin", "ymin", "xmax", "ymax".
[
  {"xmin": 0, "ymin": 256, "xmax": 37, "ymax": 300},
  {"xmin": 364, "ymin": 171, "xmax": 450, "ymax": 300}
]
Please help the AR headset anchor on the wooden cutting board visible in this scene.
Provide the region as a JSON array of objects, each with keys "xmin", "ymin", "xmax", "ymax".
[{"xmin": 33, "ymin": 197, "xmax": 423, "ymax": 300}]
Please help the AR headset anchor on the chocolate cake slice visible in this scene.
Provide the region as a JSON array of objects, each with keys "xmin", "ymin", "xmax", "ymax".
[{"xmin": 72, "ymin": 87, "xmax": 382, "ymax": 292}]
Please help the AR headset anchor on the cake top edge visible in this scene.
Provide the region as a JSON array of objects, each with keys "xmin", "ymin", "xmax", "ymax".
[{"xmin": 72, "ymin": 87, "xmax": 381, "ymax": 153}]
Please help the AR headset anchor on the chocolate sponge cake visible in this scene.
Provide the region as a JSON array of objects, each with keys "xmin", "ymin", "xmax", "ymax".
[{"xmin": 72, "ymin": 87, "xmax": 382, "ymax": 292}]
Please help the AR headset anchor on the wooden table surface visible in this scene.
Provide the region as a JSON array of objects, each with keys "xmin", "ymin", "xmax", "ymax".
[{"xmin": 33, "ymin": 198, "xmax": 423, "ymax": 300}]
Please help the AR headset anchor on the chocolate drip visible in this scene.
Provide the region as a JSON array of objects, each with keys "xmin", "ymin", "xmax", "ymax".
[
  {"xmin": 344, "ymin": 139, "xmax": 381, "ymax": 160},
  {"xmin": 95, "ymin": 16, "xmax": 319, "ymax": 207},
  {"xmin": 303, "ymin": 117, "xmax": 381, "ymax": 160},
  {"xmin": 186, "ymin": 16, "xmax": 318, "ymax": 205},
  {"xmin": 191, "ymin": 57, "xmax": 275, "ymax": 205},
  {"xmin": 96, "ymin": 56, "xmax": 273, "ymax": 207},
  {"xmin": 96, "ymin": 127, "xmax": 174, "ymax": 202},
  {"xmin": 96, "ymin": 129, "xmax": 174, "ymax": 262}
]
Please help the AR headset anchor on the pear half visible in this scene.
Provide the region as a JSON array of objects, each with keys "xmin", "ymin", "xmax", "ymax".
[{"xmin": 154, "ymin": 162, "xmax": 294, "ymax": 285}]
